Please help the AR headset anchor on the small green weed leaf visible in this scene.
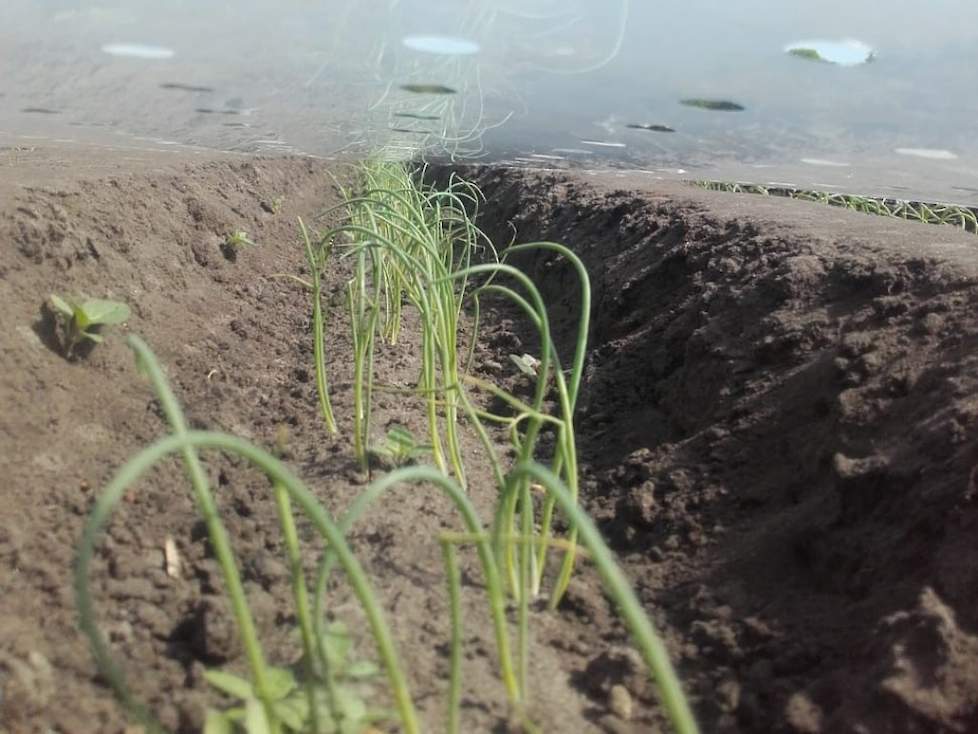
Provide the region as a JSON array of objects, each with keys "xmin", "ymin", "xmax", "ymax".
[
  {"xmin": 387, "ymin": 425, "xmax": 416, "ymax": 448},
  {"xmin": 204, "ymin": 709, "xmax": 235, "ymax": 734},
  {"xmin": 227, "ymin": 230, "xmax": 256, "ymax": 248},
  {"xmin": 49, "ymin": 294, "xmax": 74, "ymax": 318},
  {"xmin": 334, "ymin": 684, "xmax": 367, "ymax": 724},
  {"xmin": 204, "ymin": 668, "xmax": 255, "ymax": 700},
  {"xmin": 265, "ymin": 666, "xmax": 298, "ymax": 701},
  {"xmin": 244, "ymin": 697, "xmax": 271, "ymax": 734},
  {"xmin": 339, "ymin": 719, "xmax": 364, "ymax": 734},
  {"xmin": 510, "ymin": 353, "xmax": 540, "ymax": 377},
  {"xmin": 273, "ymin": 695, "xmax": 308, "ymax": 731},
  {"xmin": 79, "ymin": 299, "xmax": 131, "ymax": 326},
  {"xmin": 371, "ymin": 425, "xmax": 431, "ymax": 466},
  {"xmin": 321, "ymin": 622, "xmax": 352, "ymax": 671},
  {"xmin": 49, "ymin": 294, "xmax": 129, "ymax": 356}
]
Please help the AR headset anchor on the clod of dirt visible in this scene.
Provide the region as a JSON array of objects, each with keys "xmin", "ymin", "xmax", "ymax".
[
  {"xmin": 178, "ymin": 595, "xmax": 243, "ymax": 665},
  {"xmin": 818, "ymin": 587, "xmax": 978, "ymax": 731},
  {"xmin": 245, "ymin": 554, "xmax": 289, "ymax": 591},
  {"xmin": 220, "ymin": 239, "xmax": 239, "ymax": 262},
  {"xmin": 876, "ymin": 589, "xmax": 978, "ymax": 725},
  {"xmin": 579, "ymin": 645, "xmax": 653, "ymax": 703}
]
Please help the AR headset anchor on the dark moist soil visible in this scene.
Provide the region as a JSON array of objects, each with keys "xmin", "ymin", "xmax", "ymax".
[{"xmin": 1, "ymin": 147, "xmax": 977, "ymax": 734}]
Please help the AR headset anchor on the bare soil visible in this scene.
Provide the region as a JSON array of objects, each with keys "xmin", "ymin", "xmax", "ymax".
[{"xmin": 2, "ymin": 147, "xmax": 978, "ymax": 734}]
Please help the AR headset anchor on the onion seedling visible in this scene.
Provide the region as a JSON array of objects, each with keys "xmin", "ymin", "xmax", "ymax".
[
  {"xmin": 321, "ymin": 160, "xmax": 490, "ymax": 485},
  {"xmin": 299, "ymin": 218, "xmax": 338, "ymax": 435}
]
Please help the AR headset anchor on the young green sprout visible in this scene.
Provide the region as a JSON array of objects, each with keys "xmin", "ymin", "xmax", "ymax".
[
  {"xmin": 49, "ymin": 294, "xmax": 130, "ymax": 357},
  {"xmin": 226, "ymin": 230, "xmax": 257, "ymax": 248},
  {"xmin": 371, "ymin": 426, "xmax": 431, "ymax": 468},
  {"xmin": 222, "ymin": 231, "xmax": 257, "ymax": 263},
  {"xmin": 509, "ymin": 353, "xmax": 541, "ymax": 378}
]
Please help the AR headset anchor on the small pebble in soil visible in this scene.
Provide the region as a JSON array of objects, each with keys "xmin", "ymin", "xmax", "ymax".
[{"xmin": 609, "ymin": 684, "xmax": 633, "ymax": 720}]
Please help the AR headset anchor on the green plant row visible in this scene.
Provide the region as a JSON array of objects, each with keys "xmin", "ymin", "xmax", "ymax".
[
  {"xmin": 306, "ymin": 161, "xmax": 592, "ymax": 605},
  {"xmin": 76, "ymin": 337, "xmax": 697, "ymax": 733},
  {"xmin": 76, "ymin": 162, "xmax": 699, "ymax": 734},
  {"xmin": 692, "ymin": 179, "xmax": 978, "ymax": 234},
  {"xmin": 295, "ymin": 159, "xmax": 695, "ymax": 729}
]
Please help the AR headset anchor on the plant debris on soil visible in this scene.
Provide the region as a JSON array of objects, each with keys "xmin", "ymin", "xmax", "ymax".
[{"xmin": 2, "ymin": 146, "xmax": 978, "ymax": 733}]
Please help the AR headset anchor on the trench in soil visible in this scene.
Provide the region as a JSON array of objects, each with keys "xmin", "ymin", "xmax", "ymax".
[{"xmin": 2, "ymin": 153, "xmax": 978, "ymax": 734}]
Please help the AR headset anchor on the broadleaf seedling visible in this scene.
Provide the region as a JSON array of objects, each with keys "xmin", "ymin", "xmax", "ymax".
[
  {"xmin": 370, "ymin": 426, "xmax": 431, "ymax": 467},
  {"xmin": 49, "ymin": 294, "xmax": 130, "ymax": 357},
  {"xmin": 203, "ymin": 622, "xmax": 387, "ymax": 733},
  {"xmin": 226, "ymin": 230, "xmax": 257, "ymax": 248},
  {"xmin": 222, "ymin": 230, "xmax": 257, "ymax": 262},
  {"xmin": 509, "ymin": 353, "xmax": 541, "ymax": 378}
]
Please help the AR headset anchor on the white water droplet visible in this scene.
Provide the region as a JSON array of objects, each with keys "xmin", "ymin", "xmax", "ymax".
[
  {"xmin": 580, "ymin": 140, "xmax": 626, "ymax": 148},
  {"xmin": 402, "ymin": 36, "xmax": 479, "ymax": 56},
  {"xmin": 101, "ymin": 43, "xmax": 175, "ymax": 60},
  {"xmin": 801, "ymin": 158, "xmax": 850, "ymax": 167},
  {"xmin": 895, "ymin": 148, "xmax": 958, "ymax": 160}
]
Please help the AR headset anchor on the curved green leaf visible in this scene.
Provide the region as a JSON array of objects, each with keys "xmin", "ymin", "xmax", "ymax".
[
  {"xmin": 50, "ymin": 294, "xmax": 75, "ymax": 318},
  {"xmin": 204, "ymin": 669, "xmax": 254, "ymax": 700},
  {"xmin": 204, "ymin": 709, "xmax": 234, "ymax": 734},
  {"xmin": 79, "ymin": 299, "xmax": 130, "ymax": 326}
]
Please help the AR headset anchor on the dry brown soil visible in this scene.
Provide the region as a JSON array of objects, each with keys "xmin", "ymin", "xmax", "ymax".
[{"xmin": 2, "ymin": 146, "xmax": 978, "ymax": 734}]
